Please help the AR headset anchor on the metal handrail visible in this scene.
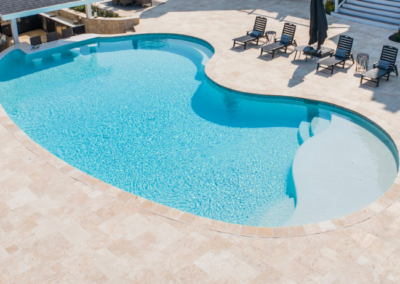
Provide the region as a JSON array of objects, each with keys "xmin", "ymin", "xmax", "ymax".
[{"xmin": 335, "ymin": 0, "xmax": 347, "ymax": 12}]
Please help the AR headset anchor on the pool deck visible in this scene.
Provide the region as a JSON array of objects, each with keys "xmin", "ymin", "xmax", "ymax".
[{"xmin": 1, "ymin": 0, "xmax": 400, "ymax": 283}]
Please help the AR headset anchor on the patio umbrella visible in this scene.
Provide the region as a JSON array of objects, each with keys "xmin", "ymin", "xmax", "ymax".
[{"xmin": 308, "ymin": 0, "xmax": 328, "ymax": 49}]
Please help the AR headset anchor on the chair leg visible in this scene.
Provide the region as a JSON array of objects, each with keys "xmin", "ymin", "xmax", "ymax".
[
  {"xmin": 377, "ymin": 78, "xmax": 380, "ymax": 87},
  {"xmin": 396, "ymin": 65, "xmax": 399, "ymax": 76},
  {"xmin": 351, "ymin": 54, "xmax": 354, "ymax": 65},
  {"xmin": 317, "ymin": 63, "xmax": 319, "ymax": 71},
  {"xmin": 387, "ymin": 73, "xmax": 390, "ymax": 81},
  {"xmin": 360, "ymin": 76, "xmax": 363, "ymax": 85},
  {"xmin": 331, "ymin": 66, "xmax": 334, "ymax": 74},
  {"xmin": 244, "ymin": 42, "xmax": 247, "ymax": 50},
  {"xmin": 233, "ymin": 41, "xmax": 236, "ymax": 48}
]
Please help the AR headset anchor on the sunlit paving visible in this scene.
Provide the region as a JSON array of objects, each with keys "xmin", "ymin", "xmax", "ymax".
[{"xmin": 0, "ymin": 0, "xmax": 400, "ymax": 283}]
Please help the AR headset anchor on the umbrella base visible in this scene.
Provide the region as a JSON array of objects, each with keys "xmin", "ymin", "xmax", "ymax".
[{"xmin": 304, "ymin": 45, "xmax": 334, "ymax": 58}]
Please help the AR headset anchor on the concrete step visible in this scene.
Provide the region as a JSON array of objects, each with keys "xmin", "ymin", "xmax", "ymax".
[
  {"xmin": 347, "ymin": 0, "xmax": 400, "ymax": 12},
  {"xmin": 362, "ymin": 0, "xmax": 400, "ymax": 7},
  {"xmin": 331, "ymin": 11, "xmax": 399, "ymax": 29},
  {"xmin": 342, "ymin": 3, "xmax": 400, "ymax": 18},
  {"xmin": 339, "ymin": 7, "xmax": 400, "ymax": 24}
]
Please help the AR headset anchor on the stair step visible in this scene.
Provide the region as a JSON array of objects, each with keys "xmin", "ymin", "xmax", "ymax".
[
  {"xmin": 347, "ymin": 0, "xmax": 400, "ymax": 12},
  {"xmin": 310, "ymin": 116, "xmax": 331, "ymax": 136},
  {"xmin": 343, "ymin": 3, "xmax": 400, "ymax": 18},
  {"xmin": 339, "ymin": 7, "xmax": 400, "ymax": 24},
  {"xmin": 331, "ymin": 11, "xmax": 399, "ymax": 29},
  {"xmin": 362, "ymin": 0, "xmax": 400, "ymax": 7},
  {"xmin": 298, "ymin": 121, "xmax": 311, "ymax": 145}
]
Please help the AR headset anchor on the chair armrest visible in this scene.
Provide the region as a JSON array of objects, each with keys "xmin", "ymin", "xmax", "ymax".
[
  {"xmin": 274, "ymin": 37, "xmax": 281, "ymax": 42},
  {"xmin": 372, "ymin": 62, "xmax": 378, "ymax": 68},
  {"xmin": 247, "ymin": 30, "xmax": 252, "ymax": 35}
]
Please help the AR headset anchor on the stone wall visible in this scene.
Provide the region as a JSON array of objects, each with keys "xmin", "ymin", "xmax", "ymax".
[{"xmin": 59, "ymin": 9, "xmax": 140, "ymax": 34}]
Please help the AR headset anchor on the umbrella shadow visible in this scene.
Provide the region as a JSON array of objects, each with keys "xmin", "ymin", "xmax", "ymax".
[{"xmin": 287, "ymin": 56, "xmax": 319, "ymax": 87}]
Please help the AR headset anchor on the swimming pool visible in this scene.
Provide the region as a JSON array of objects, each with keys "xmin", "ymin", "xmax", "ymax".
[{"xmin": 0, "ymin": 34, "xmax": 397, "ymax": 227}]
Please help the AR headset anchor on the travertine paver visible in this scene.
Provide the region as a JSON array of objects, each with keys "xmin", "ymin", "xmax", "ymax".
[{"xmin": 1, "ymin": 0, "xmax": 400, "ymax": 283}]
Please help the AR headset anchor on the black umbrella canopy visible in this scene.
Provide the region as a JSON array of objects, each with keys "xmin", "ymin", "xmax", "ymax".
[{"xmin": 309, "ymin": 0, "xmax": 328, "ymax": 48}]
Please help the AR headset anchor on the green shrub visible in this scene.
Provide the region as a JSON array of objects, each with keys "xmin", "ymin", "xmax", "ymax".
[
  {"xmin": 324, "ymin": 0, "xmax": 335, "ymax": 15},
  {"xmin": 71, "ymin": 5, "xmax": 121, "ymax": 18},
  {"xmin": 71, "ymin": 5, "xmax": 85, "ymax": 13},
  {"xmin": 392, "ymin": 31, "xmax": 400, "ymax": 42}
]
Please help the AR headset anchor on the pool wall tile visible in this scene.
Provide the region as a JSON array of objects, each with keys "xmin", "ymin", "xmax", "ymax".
[
  {"xmin": 178, "ymin": 213, "xmax": 197, "ymax": 224},
  {"xmin": 140, "ymin": 200, "xmax": 156, "ymax": 211},
  {"xmin": 240, "ymin": 226, "xmax": 258, "ymax": 237},
  {"xmin": 126, "ymin": 195, "xmax": 146, "ymax": 206},
  {"xmin": 303, "ymin": 224, "xmax": 323, "ymax": 235},
  {"xmin": 164, "ymin": 208, "xmax": 185, "ymax": 221},
  {"xmin": 192, "ymin": 216, "xmax": 213, "ymax": 228},
  {"xmin": 256, "ymin": 227, "xmax": 273, "ymax": 238},
  {"xmin": 331, "ymin": 217, "xmax": 352, "ymax": 229},
  {"xmin": 346, "ymin": 208, "xmax": 375, "ymax": 225},
  {"xmin": 94, "ymin": 182, "xmax": 113, "ymax": 192},
  {"xmin": 367, "ymin": 202, "xmax": 386, "ymax": 214},
  {"xmin": 385, "ymin": 184, "xmax": 400, "ymax": 200},
  {"xmin": 116, "ymin": 191, "xmax": 133, "ymax": 202},
  {"xmin": 318, "ymin": 221, "xmax": 337, "ymax": 232},
  {"xmin": 153, "ymin": 204, "xmax": 170, "ymax": 215},
  {"xmin": 288, "ymin": 226, "xmax": 306, "ymax": 237},
  {"xmin": 272, "ymin": 227, "xmax": 288, "ymax": 238},
  {"xmin": 60, "ymin": 164, "xmax": 75, "ymax": 174}
]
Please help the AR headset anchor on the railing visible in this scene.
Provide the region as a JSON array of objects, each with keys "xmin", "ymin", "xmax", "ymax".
[{"xmin": 334, "ymin": 0, "xmax": 346, "ymax": 12}]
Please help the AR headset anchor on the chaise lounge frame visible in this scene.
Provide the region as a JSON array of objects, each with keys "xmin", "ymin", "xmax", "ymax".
[
  {"xmin": 316, "ymin": 35, "xmax": 354, "ymax": 74},
  {"xmin": 233, "ymin": 16, "xmax": 267, "ymax": 50},
  {"xmin": 360, "ymin": 45, "xmax": 398, "ymax": 87},
  {"xmin": 260, "ymin": 23, "xmax": 297, "ymax": 58}
]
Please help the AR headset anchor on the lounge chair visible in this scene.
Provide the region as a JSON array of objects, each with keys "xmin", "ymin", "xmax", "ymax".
[
  {"xmin": 233, "ymin": 16, "xmax": 267, "ymax": 50},
  {"xmin": 360, "ymin": 45, "xmax": 398, "ymax": 87},
  {"xmin": 260, "ymin": 23, "xmax": 297, "ymax": 58},
  {"xmin": 316, "ymin": 35, "xmax": 354, "ymax": 74},
  {"xmin": 30, "ymin": 36, "xmax": 42, "ymax": 50},
  {"xmin": 62, "ymin": 28, "xmax": 74, "ymax": 39},
  {"xmin": 46, "ymin": 32, "xmax": 58, "ymax": 43}
]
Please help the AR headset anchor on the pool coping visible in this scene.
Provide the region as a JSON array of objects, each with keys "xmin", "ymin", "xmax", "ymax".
[{"xmin": 1, "ymin": 32, "xmax": 400, "ymax": 238}]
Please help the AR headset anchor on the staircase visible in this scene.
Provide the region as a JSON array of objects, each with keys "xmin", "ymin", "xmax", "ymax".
[
  {"xmin": 297, "ymin": 115, "xmax": 331, "ymax": 145},
  {"xmin": 331, "ymin": 0, "xmax": 400, "ymax": 30}
]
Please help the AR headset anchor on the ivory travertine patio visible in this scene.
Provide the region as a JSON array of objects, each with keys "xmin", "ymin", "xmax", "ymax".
[{"xmin": 1, "ymin": 0, "xmax": 400, "ymax": 283}]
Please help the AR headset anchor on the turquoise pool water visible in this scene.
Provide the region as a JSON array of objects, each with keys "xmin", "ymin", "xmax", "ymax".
[{"xmin": 0, "ymin": 34, "xmax": 397, "ymax": 227}]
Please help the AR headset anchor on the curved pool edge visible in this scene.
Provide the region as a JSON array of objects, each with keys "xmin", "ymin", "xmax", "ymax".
[{"xmin": 1, "ymin": 32, "xmax": 400, "ymax": 238}]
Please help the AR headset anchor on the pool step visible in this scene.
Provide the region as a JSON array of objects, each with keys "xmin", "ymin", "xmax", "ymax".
[
  {"xmin": 298, "ymin": 121, "xmax": 311, "ymax": 145},
  {"xmin": 298, "ymin": 115, "xmax": 331, "ymax": 145},
  {"xmin": 310, "ymin": 117, "xmax": 331, "ymax": 136}
]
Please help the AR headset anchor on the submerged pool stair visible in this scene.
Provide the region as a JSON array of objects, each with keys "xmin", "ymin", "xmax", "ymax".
[{"xmin": 297, "ymin": 116, "xmax": 331, "ymax": 145}]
